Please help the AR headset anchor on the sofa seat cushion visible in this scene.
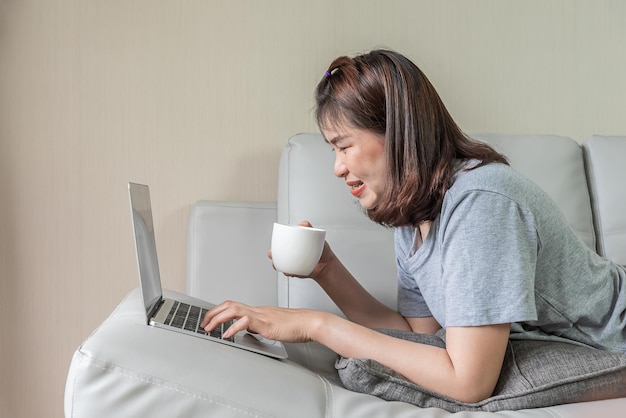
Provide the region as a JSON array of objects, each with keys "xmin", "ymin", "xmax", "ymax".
[{"xmin": 336, "ymin": 329, "xmax": 626, "ymax": 412}]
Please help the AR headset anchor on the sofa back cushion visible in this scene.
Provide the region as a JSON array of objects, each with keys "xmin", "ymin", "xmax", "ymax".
[
  {"xmin": 277, "ymin": 134, "xmax": 397, "ymax": 314},
  {"xmin": 277, "ymin": 133, "xmax": 597, "ymax": 313},
  {"xmin": 583, "ymin": 135, "xmax": 626, "ymax": 265}
]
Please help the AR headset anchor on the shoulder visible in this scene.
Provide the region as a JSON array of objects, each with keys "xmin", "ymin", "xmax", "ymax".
[
  {"xmin": 452, "ymin": 161, "xmax": 527, "ymax": 192},
  {"xmin": 446, "ymin": 161, "xmax": 545, "ymax": 208},
  {"xmin": 438, "ymin": 161, "xmax": 558, "ymax": 234}
]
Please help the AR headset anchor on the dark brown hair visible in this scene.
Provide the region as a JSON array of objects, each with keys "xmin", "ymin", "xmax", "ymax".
[{"xmin": 315, "ymin": 49, "xmax": 508, "ymax": 227}]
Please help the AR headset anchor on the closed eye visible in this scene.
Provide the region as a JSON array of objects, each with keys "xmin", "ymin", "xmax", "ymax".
[{"xmin": 326, "ymin": 134, "xmax": 349, "ymax": 153}]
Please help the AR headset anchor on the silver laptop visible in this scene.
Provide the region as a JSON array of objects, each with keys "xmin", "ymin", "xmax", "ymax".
[{"xmin": 128, "ymin": 182, "xmax": 287, "ymax": 359}]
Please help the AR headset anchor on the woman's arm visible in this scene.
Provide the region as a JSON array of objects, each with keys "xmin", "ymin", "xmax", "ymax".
[
  {"xmin": 202, "ymin": 303, "xmax": 509, "ymax": 403},
  {"xmin": 270, "ymin": 224, "xmax": 441, "ymax": 334},
  {"xmin": 271, "ymin": 221, "xmax": 430, "ymax": 332},
  {"xmin": 313, "ymin": 246, "xmax": 412, "ymax": 331},
  {"xmin": 317, "ymin": 315, "xmax": 510, "ymax": 402},
  {"xmin": 315, "ymin": 252, "xmax": 441, "ymax": 334}
]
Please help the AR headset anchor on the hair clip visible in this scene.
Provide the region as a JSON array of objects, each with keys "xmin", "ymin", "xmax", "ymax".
[{"xmin": 324, "ymin": 70, "xmax": 332, "ymax": 78}]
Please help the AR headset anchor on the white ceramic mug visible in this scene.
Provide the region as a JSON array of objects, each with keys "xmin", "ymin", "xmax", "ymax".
[{"xmin": 271, "ymin": 223, "xmax": 326, "ymax": 276}]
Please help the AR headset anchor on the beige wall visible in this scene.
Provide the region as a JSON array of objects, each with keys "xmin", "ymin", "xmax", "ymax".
[{"xmin": 1, "ymin": 1, "xmax": 625, "ymax": 416}]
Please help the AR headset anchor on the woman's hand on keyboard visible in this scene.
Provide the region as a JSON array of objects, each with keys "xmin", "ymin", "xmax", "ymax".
[{"xmin": 200, "ymin": 301, "xmax": 326, "ymax": 343}]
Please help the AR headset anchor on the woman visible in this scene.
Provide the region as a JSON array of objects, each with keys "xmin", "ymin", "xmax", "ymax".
[{"xmin": 202, "ymin": 50, "xmax": 626, "ymax": 403}]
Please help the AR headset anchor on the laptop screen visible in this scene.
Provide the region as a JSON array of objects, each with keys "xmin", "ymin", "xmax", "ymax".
[{"xmin": 129, "ymin": 183, "xmax": 163, "ymax": 321}]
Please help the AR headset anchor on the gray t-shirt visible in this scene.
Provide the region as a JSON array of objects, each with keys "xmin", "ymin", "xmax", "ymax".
[{"xmin": 396, "ymin": 161, "xmax": 626, "ymax": 352}]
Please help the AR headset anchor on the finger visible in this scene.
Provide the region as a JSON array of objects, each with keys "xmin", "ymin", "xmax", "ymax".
[
  {"xmin": 223, "ymin": 316, "xmax": 251, "ymax": 339},
  {"xmin": 298, "ymin": 220, "xmax": 313, "ymax": 228},
  {"xmin": 267, "ymin": 250, "xmax": 280, "ymax": 272},
  {"xmin": 201, "ymin": 305, "xmax": 223, "ymax": 328},
  {"xmin": 201, "ymin": 301, "xmax": 238, "ymax": 328},
  {"xmin": 203, "ymin": 310, "xmax": 240, "ymax": 333}
]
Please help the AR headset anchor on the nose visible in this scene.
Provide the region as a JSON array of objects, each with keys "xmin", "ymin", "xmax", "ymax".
[{"xmin": 333, "ymin": 152, "xmax": 348, "ymax": 178}]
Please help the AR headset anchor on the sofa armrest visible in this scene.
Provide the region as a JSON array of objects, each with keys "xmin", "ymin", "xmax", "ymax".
[
  {"xmin": 186, "ymin": 201, "xmax": 278, "ymax": 306},
  {"xmin": 65, "ymin": 289, "xmax": 333, "ymax": 417}
]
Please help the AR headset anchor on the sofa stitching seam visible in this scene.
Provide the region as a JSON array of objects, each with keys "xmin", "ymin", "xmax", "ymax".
[{"xmin": 82, "ymin": 352, "xmax": 275, "ymax": 417}]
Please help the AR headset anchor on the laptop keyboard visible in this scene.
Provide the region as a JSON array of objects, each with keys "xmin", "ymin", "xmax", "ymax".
[{"xmin": 164, "ymin": 301, "xmax": 235, "ymax": 342}]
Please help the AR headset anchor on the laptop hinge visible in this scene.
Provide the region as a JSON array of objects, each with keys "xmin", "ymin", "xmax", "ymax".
[{"xmin": 147, "ymin": 298, "xmax": 165, "ymax": 323}]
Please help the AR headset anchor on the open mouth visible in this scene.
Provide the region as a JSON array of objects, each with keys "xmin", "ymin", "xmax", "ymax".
[{"xmin": 348, "ymin": 181, "xmax": 365, "ymax": 197}]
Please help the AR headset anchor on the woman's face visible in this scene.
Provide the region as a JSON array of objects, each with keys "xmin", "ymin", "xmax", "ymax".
[{"xmin": 323, "ymin": 124, "xmax": 387, "ymax": 210}]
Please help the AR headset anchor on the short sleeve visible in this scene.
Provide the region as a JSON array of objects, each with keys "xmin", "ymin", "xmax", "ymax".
[{"xmin": 439, "ymin": 190, "xmax": 539, "ymax": 326}]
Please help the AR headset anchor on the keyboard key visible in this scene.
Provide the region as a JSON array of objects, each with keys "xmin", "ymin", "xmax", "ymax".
[{"xmin": 165, "ymin": 302, "xmax": 235, "ymax": 342}]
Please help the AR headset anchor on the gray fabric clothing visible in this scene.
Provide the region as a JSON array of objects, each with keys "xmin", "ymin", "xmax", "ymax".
[{"xmin": 396, "ymin": 161, "xmax": 626, "ymax": 352}]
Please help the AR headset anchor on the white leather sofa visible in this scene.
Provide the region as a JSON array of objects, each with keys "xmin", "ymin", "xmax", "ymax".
[{"xmin": 65, "ymin": 133, "xmax": 626, "ymax": 417}]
